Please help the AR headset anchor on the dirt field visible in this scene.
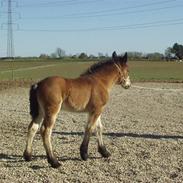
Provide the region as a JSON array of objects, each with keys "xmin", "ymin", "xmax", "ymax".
[{"xmin": 0, "ymin": 83, "xmax": 183, "ymax": 183}]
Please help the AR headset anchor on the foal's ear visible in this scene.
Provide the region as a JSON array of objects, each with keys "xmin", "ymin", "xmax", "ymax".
[
  {"xmin": 122, "ymin": 52, "xmax": 128, "ymax": 63},
  {"xmin": 112, "ymin": 51, "xmax": 117, "ymax": 61}
]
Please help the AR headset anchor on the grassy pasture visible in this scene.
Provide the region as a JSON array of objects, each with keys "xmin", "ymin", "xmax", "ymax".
[
  {"xmin": 0, "ymin": 60, "xmax": 183, "ymax": 82},
  {"xmin": 0, "ymin": 61, "xmax": 88, "ymax": 80},
  {"xmin": 129, "ymin": 61, "xmax": 183, "ymax": 82}
]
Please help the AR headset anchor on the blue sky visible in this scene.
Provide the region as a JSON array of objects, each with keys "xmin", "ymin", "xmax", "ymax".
[{"xmin": 0, "ymin": 0, "xmax": 183, "ymax": 57}]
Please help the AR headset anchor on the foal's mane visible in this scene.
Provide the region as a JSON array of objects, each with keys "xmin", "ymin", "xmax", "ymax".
[{"xmin": 80, "ymin": 58, "xmax": 114, "ymax": 76}]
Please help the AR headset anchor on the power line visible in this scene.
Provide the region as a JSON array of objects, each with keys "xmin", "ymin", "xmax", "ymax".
[
  {"xmin": 14, "ymin": 18, "xmax": 183, "ymax": 32},
  {"xmin": 18, "ymin": 0, "xmax": 175, "ymax": 8},
  {"xmin": 62, "ymin": 0, "xmax": 176, "ymax": 17},
  {"xmin": 67, "ymin": 5, "xmax": 183, "ymax": 19},
  {"xmin": 19, "ymin": 0, "xmax": 104, "ymax": 8},
  {"xmin": 20, "ymin": 4, "xmax": 183, "ymax": 20},
  {"xmin": 17, "ymin": 0, "xmax": 180, "ymax": 21}
]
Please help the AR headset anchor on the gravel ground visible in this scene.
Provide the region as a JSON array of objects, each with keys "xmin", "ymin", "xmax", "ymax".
[{"xmin": 0, "ymin": 83, "xmax": 183, "ymax": 183}]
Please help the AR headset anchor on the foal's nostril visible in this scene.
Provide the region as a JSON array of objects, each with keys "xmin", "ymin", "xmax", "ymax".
[
  {"xmin": 124, "ymin": 84, "xmax": 131, "ymax": 89},
  {"xmin": 124, "ymin": 85, "xmax": 130, "ymax": 89}
]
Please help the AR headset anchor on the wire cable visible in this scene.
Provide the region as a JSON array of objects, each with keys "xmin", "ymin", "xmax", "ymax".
[
  {"xmin": 20, "ymin": 4, "xmax": 183, "ymax": 20},
  {"xmin": 12, "ymin": 18, "xmax": 183, "ymax": 32}
]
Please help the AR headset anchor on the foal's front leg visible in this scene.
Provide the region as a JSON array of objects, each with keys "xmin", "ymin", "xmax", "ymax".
[
  {"xmin": 80, "ymin": 111, "xmax": 111, "ymax": 160},
  {"xmin": 96, "ymin": 116, "xmax": 111, "ymax": 158},
  {"xmin": 80, "ymin": 112, "xmax": 99, "ymax": 161}
]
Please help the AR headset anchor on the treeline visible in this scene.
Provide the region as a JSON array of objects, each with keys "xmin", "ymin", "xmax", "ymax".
[
  {"xmin": 1, "ymin": 43, "xmax": 183, "ymax": 62},
  {"xmin": 40, "ymin": 50, "xmax": 165, "ymax": 61},
  {"xmin": 39, "ymin": 42, "xmax": 183, "ymax": 61},
  {"xmin": 129, "ymin": 43, "xmax": 183, "ymax": 61}
]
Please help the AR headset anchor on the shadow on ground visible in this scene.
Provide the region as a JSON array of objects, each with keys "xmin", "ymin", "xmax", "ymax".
[{"xmin": 53, "ymin": 131, "xmax": 183, "ymax": 140}]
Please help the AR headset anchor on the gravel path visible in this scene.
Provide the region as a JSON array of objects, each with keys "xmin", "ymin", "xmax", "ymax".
[{"xmin": 0, "ymin": 83, "xmax": 183, "ymax": 183}]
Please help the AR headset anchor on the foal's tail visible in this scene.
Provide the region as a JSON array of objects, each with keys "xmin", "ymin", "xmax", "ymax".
[{"xmin": 29, "ymin": 84, "xmax": 39, "ymax": 120}]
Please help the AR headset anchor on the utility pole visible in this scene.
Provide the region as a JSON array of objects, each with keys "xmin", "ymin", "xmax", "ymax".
[
  {"xmin": 7, "ymin": 0, "xmax": 14, "ymax": 58},
  {"xmin": 1, "ymin": 0, "xmax": 18, "ymax": 79}
]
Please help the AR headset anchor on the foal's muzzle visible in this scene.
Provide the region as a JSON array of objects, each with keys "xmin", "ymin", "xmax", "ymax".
[
  {"xmin": 124, "ymin": 85, "xmax": 130, "ymax": 89},
  {"xmin": 122, "ymin": 76, "xmax": 131, "ymax": 89}
]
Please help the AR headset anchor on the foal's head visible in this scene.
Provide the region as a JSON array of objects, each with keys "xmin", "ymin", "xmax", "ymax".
[{"xmin": 112, "ymin": 51, "xmax": 131, "ymax": 89}]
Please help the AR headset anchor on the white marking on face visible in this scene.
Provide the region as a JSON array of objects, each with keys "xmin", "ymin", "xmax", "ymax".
[
  {"xmin": 123, "ymin": 76, "xmax": 131, "ymax": 89},
  {"xmin": 126, "ymin": 76, "xmax": 131, "ymax": 86}
]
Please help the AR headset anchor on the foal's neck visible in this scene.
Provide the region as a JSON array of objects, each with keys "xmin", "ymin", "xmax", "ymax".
[{"xmin": 93, "ymin": 65, "xmax": 118, "ymax": 91}]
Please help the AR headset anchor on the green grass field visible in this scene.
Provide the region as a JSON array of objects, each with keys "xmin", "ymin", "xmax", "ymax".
[
  {"xmin": 129, "ymin": 61, "xmax": 183, "ymax": 82},
  {"xmin": 0, "ymin": 60, "xmax": 183, "ymax": 82}
]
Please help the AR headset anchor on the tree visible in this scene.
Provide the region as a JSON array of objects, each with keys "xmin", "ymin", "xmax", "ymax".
[
  {"xmin": 164, "ymin": 47, "xmax": 172, "ymax": 60},
  {"xmin": 39, "ymin": 54, "xmax": 49, "ymax": 59},
  {"xmin": 78, "ymin": 52, "xmax": 88, "ymax": 59},
  {"xmin": 56, "ymin": 48, "xmax": 65, "ymax": 58},
  {"xmin": 172, "ymin": 43, "xmax": 183, "ymax": 60},
  {"xmin": 146, "ymin": 52, "xmax": 164, "ymax": 61},
  {"xmin": 128, "ymin": 52, "xmax": 143, "ymax": 60},
  {"xmin": 50, "ymin": 53, "xmax": 57, "ymax": 58},
  {"xmin": 88, "ymin": 54, "xmax": 96, "ymax": 59},
  {"xmin": 98, "ymin": 52, "xmax": 104, "ymax": 58}
]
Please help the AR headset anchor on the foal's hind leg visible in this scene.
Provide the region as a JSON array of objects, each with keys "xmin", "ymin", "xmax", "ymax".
[
  {"xmin": 24, "ymin": 114, "xmax": 43, "ymax": 161},
  {"xmin": 40, "ymin": 105, "xmax": 61, "ymax": 168},
  {"xmin": 96, "ymin": 116, "xmax": 111, "ymax": 158}
]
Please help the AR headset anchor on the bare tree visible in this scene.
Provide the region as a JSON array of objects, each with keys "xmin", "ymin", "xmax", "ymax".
[{"xmin": 56, "ymin": 48, "xmax": 65, "ymax": 58}]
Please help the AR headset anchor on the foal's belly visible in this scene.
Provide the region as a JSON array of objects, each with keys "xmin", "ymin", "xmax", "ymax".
[{"xmin": 61, "ymin": 101, "xmax": 89, "ymax": 113}]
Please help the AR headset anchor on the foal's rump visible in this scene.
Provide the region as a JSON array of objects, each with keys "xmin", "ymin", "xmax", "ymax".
[
  {"xmin": 37, "ymin": 76, "xmax": 66, "ymax": 103},
  {"xmin": 29, "ymin": 76, "xmax": 66, "ymax": 120}
]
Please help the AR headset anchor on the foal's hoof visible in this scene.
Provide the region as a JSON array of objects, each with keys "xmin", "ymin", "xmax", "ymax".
[
  {"xmin": 23, "ymin": 150, "xmax": 32, "ymax": 161},
  {"xmin": 48, "ymin": 158, "xmax": 61, "ymax": 168},
  {"xmin": 50, "ymin": 161, "xmax": 61, "ymax": 169},
  {"xmin": 98, "ymin": 146, "xmax": 111, "ymax": 158},
  {"xmin": 80, "ymin": 152, "xmax": 88, "ymax": 161},
  {"xmin": 80, "ymin": 145, "xmax": 88, "ymax": 161},
  {"xmin": 47, "ymin": 157, "xmax": 61, "ymax": 168}
]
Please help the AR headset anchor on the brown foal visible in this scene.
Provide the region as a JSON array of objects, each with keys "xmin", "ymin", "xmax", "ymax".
[{"xmin": 23, "ymin": 51, "xmax": 131, "ymax": 168}]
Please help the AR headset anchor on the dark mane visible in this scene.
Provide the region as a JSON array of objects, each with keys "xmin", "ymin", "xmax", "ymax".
[{"xmin": 80, "ymin": 58, "xmax": 113, "ymax": 76}]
